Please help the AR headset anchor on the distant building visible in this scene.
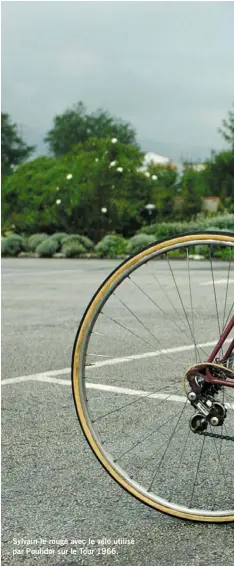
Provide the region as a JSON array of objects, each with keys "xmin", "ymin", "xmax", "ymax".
[
  {"xmin": 139, "ymin": 152, "xmax": 175, "ymax": 172},
  {"xmin": 175, "ymin": 196, "xmax": 220, "ymax": 213},
  {"xmin": 191, "ymin": 163, "xmax": 206, "ymax": 172},
  {"xmin": 183, "ymin": 162, "xmax": 206, "ymax": 172},
  {"xmin": 143, "ymin": 152, "xmax": 171, "ymax": 166}
]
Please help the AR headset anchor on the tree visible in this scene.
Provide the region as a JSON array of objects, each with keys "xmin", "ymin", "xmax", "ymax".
[
  {"xmin": 180, "ymin": 169, "xmax": 203, "ymax": 219},
  {"xmin": 2, "ymin": 156, "xmax": 63, "ymax": 233},
  {"xmin": 65, "ymin": 137, "xmax": 145, "ymax": 239},
  {"xmin": 2, "ymin": 137, "xmax": 146, "ymax": 239},
  {"xmin": 44, "ymin": 101, "xmax": 138, "ymax": 157},
  {"xmin": 203, "ymin": 151, "xmax": 234, "ymax": 200},
  {"xmin": 1, "ymin": 113, "xmax": 35, "ymax": 178},
  {"xmin": 218, "ymin": 104, "xmax": 234, "ymax": 151}
]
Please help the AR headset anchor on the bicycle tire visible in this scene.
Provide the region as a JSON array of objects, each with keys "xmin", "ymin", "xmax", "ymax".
[{"xmin": 72, "ymin": 231, "xmax": 234, "ymax": 522}]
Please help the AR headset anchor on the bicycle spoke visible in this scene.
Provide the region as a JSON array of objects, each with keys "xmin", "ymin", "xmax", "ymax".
[
  {"xmin": 113, "ymin": 407, "xmax": 184, "ymax": 464},
  {"xmin": 101, "ymin": 311, "xmax": 156, "ymax": 350},
  {"xmin": 223, "ymin": 301, "xmax": 234, "ymax": 331},
  {"xmin": 91, "ymin": 385, "xmax": 182, "ymax": 424},
  {"xmin": 167, "ymin": 256, "xmax": 201, "ymax": 359},
  {"xmin": 189, "ymin": 435, "xmax": 206, "ymax": 506},
  {"xmin": 113, "ymin": 289, "xmax": 201, "ymax": 369},
  {"xmin": 149, "ymin": 266, "xmax": 189, "ymax": 333},
  {"xmin": 169, "ymin": 425, "xmax": 192, "ymax": 502},
  {"xmin": 209, "ymin": 246, "xmax": 222, "ymax": 347},
  {"xmin": 209, "ymin": 431, "xmax": 233, "ymax": 499},
  {"xmin": 186, "ymin": 248, "xmax": 200, "ymax": 363},
  {"xmin": 129, "ymin": 275, "xmax": 205, "ymax": 357},
  {"xmin": 131, "ymin": 419, "xmax": 188, "ymax": 478},
  {"xmin": 147, "ymin": 400, "xmax": 188, "ymax": 492}
]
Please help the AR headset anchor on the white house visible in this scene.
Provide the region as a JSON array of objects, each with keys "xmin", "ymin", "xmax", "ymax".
[{"xmin": 138, "ymin": 152, "xmax": 171, "ymax": 172}]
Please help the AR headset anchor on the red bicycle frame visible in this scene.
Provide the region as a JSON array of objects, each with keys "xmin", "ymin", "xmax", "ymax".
[{"xmin": 205, "ymin": 314, "xmax": 234, "ymax": 388}]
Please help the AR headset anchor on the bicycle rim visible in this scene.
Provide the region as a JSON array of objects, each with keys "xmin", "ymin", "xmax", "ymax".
[{"xmin": 72, "ymin": 232, "xmax": 234, "ymax": 522}]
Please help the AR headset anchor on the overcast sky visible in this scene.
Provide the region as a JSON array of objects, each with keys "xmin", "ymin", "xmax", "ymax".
[{"xmin": 2, "ymin": 1, "xmax": 234, "ymax": 163}]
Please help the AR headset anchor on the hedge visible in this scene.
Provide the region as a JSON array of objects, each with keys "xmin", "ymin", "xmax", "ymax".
[
  {"xmin": 2, "ymin": 221, "xmax": 233, "ymax": 259},
  {"xmin": 139, "ymin": 214, "xmax": 234, "ymax": 239},
  {"xmin": 95, "ymin": 234, "xmax": 127, "ymax": 258},
  {"xmin": 36, "ymin": 237, "xmax": 59, "ymax": 257},
  {"xmin": 126, "ymin": 234, "xmax": 156, "ymax": 255},
  {"xmin": 61, "ymin": 241, "xmax": 86, "ymax": 258},
  {"xmin": 61, "ymin": 234, "xmax": 94, "ymax": 251},
  {"xmin": 1, "ymin": 234, "xmax": 26, "ymax": 257},
  {"xmin": 28, "ymin": 233, "xmax": 48, "ymax": 252}
]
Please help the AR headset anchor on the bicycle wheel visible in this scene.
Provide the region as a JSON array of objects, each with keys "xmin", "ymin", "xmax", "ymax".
[{"xmin": 72, "ymin": 231, "xmax": 234, "ymax": 522}]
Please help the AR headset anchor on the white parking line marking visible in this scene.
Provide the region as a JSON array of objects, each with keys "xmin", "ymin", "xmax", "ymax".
[
  {"xmin": 1, "ymin": 368, "xmax": 71, "ymax": 385},
  {"xmin": 2, "ymin": 375, "xmax": 234, "ymax": 408},
  {"xmin": 1, "ymin": 338, "xmax": 232, "ymax": 386},
  {"xmin": 1, "ymin": 374, "xmax": 70, "ymax": 386},
  {"xmin": 200, "ymin": 279, "xmax": 234, "ymax": 286},
  {"xmin": 86, "ymin": 382, "xmax": 234, "ymax": 407},
  {"xmin": 86, "ymin": 383, "xmax": 187, "ymax": 403},
  {"xmin": 2, "ymin": 269, "xmax": 91, "ymax": 277},
  {"xmin": 84, "ymin": 340, "xmax": 223, "ymax": 368}
]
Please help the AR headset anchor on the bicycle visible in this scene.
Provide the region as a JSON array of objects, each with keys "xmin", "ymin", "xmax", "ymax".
[{"xmin": 72, "ymin": 231, "xmax": 234, "ymax": 522}]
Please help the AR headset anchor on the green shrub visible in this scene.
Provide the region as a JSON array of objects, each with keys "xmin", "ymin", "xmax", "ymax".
[
  {"xmin": 28, "ymin": 233, "xmax": 48, "ymax": 252},
  {"xmin": 191, "ymin": 245, "xmax": 210, "ymax": 258},
  {"xmin": 126, "ymin": 234, "xmax": 156, "ymax": 255},
  {"xmin": 196, "ymin": 213, "xmax": 234, "ymax": 231},
  {"xmin": 2, "ymin": 229, "xmax": 17, "ymax": 237},
  {"xmin": 139, "ymin": 221, "xmax": 197, "ymax": 239},
  {"xmin": 61, "ymin": 241, "xmax": 86, "ymax": 258},
  {"xmin": 139, "ymin": 215, "xmax": 234, "ymax": 240},
  {"xmin": 36, "ymin": 237, "xmax": 58, "ymax": 257},
  {"xmin": 167, "ymin": 248, "xmax": 187, "ymax": 258},
  {"xmin": 61, "ymin": 234, "xmax": 94, "ymax": 251},
  {"xmin": 95, "ymin": 234, "xmax": 127, "ymax": 258},
  {"xmin": 78, "ymin": 235, "xmax": 94, "ymax": 251},
  {"xmin": 51, "ymin": 232, "xmax": 68, "ymax": 245},
  {"xmin": 1, "ymin": 234, "xmax": 26, "ymax": 257},
  {"xmin": 214, "ymin": 247, "xmax": 234, "ymax": 260},
  {"xmin": 190, "ymin": 237, "xmax": 234, "ymax": 259}
]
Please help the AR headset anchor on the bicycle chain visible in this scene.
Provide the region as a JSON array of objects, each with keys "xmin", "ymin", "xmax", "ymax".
[{"xmin": 198, "ymin": 431, "xmax": 234, "ymax": 441}]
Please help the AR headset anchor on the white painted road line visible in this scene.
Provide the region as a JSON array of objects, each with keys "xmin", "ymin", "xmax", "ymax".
[
  {"xmin": 1, "ymin": 338, "xmax": 232, "ymax": 386},
  {"xmin": 86, "ymin": 382, "xmax": 234, "ymax": 407},
  {"xmin": 86, "ymin": 382, "xmax": 187, "ymax": 403},
  {"xmin": 2, "ymin": 269, "xmax": 92, "ymax": 277},
  {"xmin": 200, "ymin": 279, "xmax": 234, "ymax": 286},
  {"xmin": 1, "ymin": 375, "xmax": 71, "ymax": 386},
  {"xmin": 1, "ymin": 368, "xmax": 71, "ymax": 385},
  {"xmin": 2, "ymin": 375, "xmax": 234, "ymax": 408},
  {"xmin": 85, "ymin": 340, "xmax": 222, "ymax": 368}
]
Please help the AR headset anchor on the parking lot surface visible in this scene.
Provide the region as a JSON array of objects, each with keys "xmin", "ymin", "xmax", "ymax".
[{"xmin": 2, "ymin": 258, "xmax": 234, "ymax": 566}]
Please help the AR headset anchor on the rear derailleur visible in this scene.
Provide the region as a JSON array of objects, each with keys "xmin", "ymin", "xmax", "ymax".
[{"xmin": 186, "ymin": 367, "xmax": 227, "ymax": 435}]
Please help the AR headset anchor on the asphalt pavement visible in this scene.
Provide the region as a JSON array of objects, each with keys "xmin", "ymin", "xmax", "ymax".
[{"xmin": 2, "ymin": 258, "xmax": 234, "ymax": 566}]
